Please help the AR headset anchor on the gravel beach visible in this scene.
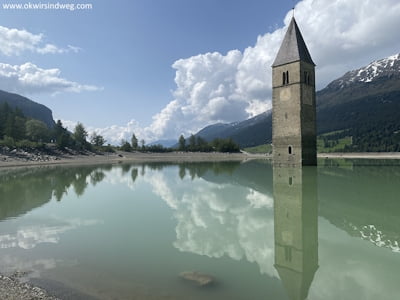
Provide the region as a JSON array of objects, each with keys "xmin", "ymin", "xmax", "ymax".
[
  {"xmin": 2, "ymin": 144, "xmax": 400, "ymax": 170},
  {"xmin": 0, "ymin": 148, "xmax": 269, "ymax": 169},
  {"xmin": 0, "ymin": 274, "xmax": 59, "ymax": 300}
]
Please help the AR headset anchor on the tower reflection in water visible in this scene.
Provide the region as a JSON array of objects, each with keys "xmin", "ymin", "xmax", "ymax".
[{"xmin": 273, "ymin": 166, "xmax": 318, "ymax": 300}]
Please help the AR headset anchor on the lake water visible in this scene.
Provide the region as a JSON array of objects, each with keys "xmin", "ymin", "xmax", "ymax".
[{"xmin": 0, "ymin": 159, "xmax": 399, "ymax": 300}]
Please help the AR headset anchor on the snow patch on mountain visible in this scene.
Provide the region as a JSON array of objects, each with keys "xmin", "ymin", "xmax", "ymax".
[
  {"xmin": 355, "ymin": 53, "xmax": 400, "ymax": 83},
  {"xmin": 329, "ymin": 53, "xmax": 400, "ymax": 89}
]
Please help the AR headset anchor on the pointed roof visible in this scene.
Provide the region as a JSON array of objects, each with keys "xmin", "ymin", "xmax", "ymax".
[
  {"xmin": 275, "ymin": 264, "xmax": 318, "ymax": 300},
  {"xmin": 272, "ymin": 18, "xmax": 315, "ymax": 67}
]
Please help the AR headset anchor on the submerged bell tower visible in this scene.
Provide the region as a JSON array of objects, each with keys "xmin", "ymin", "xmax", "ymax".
[{"xmin": 272, "ymin": 17, "xmax": 317, "ymax": 166}]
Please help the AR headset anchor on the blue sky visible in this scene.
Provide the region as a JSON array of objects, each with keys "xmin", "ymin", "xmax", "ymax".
[
  {"xmin": 0, "ymin": 0, "xmax": 290, "ymax": 125},
  {"xmin": 1, "ymin": 0, "xmax": 400, "ymax": 143}
]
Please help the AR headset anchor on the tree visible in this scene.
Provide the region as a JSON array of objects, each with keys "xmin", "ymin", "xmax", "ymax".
[
  {"xmin": 4, "ymin": 107, "xmax": 26, "ymax": 141},
  {"xmin": 196, "ymin": 136, "xmax": 211, "ymax": 152},
  {"xmin": 53, "ymin": 120, "xmax": 64, "ymax": 138},
  {"xmin": 13, "ymin": 108, "xmax": 26, "ymax": 140},
  {"xmin": 90, "ymin": 132, "xmax": 106, "ymax": 147},
  {"xmin": 178, "ymin": 135, "xmax": 186, "ymax": 151},
  {"xmin": 52, "ymin": 120, "xmax": 71, "ymax": 149},
  {"xmin": 188, "ymin": 134, "xmax": 196, "ymax": 151},
  {"xmin": 120, "ymin": 139, "xmax": 132, "ymax": 152},
  {"xmin": 73, "ymin": 122, "xmax": 88, "ymax": 149},
  {"xmin": 131, "ymin": 133, "xmax": 138, "ymax": 150},
  {"xmin": 140, "ymin": 139, "xmax": 145, "ymax": 150},
  {"xmin": 6, "ymin": 115, "xmax": 26, "ymax": 141},
  {"xmin": 26, "ymin": 119, "xmax": 49, "ymax": 142},
  {"xmin": 212, "ymin": 138, "xmax": 240, "ymax": 153},
  {"xmin": 0, "ymin": 102, "xmax": 11, "ymax": 138}
]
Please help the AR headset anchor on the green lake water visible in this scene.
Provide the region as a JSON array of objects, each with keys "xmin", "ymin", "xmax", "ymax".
[{"xmin": 0, "ymin": 159, "xmax": 399, "ymax": 299}]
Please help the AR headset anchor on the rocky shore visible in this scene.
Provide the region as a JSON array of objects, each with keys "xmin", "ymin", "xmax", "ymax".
[
  {"xmin": 0, "ymin": 145, "xmax": 96, "ymax": 165},
  {"xmin": 0, "ymin": 273, "xmax": 59, "ymax": 300},
  {"xmin": 0, "ymin": 146, "xmax": 266, "ymax": 169}
]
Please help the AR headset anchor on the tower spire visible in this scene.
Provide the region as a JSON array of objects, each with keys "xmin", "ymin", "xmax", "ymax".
[
  {"xmin": 272, "ymin": 18, "xmax": 315, "ymax": 67},
  {"xmin": 292, "ymin": 0, "xmax": 295, "ymax": 18}
]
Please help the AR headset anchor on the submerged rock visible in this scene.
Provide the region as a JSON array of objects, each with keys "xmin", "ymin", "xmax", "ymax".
[{"xmin": 179, "ymin": 271, "xmax": 214, "ymax": 286}]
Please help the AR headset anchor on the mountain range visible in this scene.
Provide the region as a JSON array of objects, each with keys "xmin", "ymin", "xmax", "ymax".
[{"xmin": 193, "ymin": 53, "xmax": 400, "ymax": 151}]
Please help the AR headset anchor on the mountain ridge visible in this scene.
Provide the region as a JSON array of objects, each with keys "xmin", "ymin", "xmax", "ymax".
[
  {"xmin": 195, "ymin": 111, "xmax": 272, "ymax": 147},
  {"xmin": 0, "ymin": 90, "xmax": 55, "ymax": 128}
]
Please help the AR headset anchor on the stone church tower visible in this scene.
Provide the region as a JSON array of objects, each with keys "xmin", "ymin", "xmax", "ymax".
[{"xmin": 272, "ymin": 17, "xmax": 316, "ymax": 166}]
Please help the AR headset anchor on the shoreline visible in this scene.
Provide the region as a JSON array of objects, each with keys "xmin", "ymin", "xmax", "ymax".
[
  {"xmin": 2, "ymin": 151, "xmax": 400, "ymax": 169},
  {"xmin": 317, "ymin": 152, "xmax": 400, "ymax": 159},
  {"xmin": 0, "ymin": 151, "xmax": 269, "ymax": 169}
]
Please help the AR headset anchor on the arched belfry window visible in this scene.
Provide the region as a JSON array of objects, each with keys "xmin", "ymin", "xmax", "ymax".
[
  {"xmin": 282, "ymin": 71, "xmax": 290, "ymax": 85},
  {"xmin": 304, "ymin": 71, "xmax": 311, "ymax": 85},
  {"xmin": 288, "ymin": 146, "xmax": 292, "ymax": 155}
]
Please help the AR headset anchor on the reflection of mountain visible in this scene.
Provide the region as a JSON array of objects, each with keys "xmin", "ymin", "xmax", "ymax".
[
  {"xmin": 198, "ymin": 159, "xmax": 400, "ymax": 253},
  {"xmin": 318, "ymin": 162, "xmax": 400, "ymax": 252},
  {"xmin": 0, "ymin": 165, "xmax": 111, "ymax": 221},
  {"xmin": 273, "ymin": 167, "xmax": 318, "ymax": 300},
  {"xmin": 0, "ymin": 168, "xmax": 54, "ymax": 221}
]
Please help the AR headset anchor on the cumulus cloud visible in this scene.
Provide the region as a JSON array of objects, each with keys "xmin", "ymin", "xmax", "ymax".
[
  {"xmin": 0, "ymin": 26, "xmax": 97, "ymax": 96},
  {"xmin": 77, "ymin": 0, "xmax": 400, "ymax": 142},
  {"xmin": 141, "ymin": 51, "xmax": 246, "ymax": 140},
  {"xmin": 60, "ymin": 119, "xmax": 146, "ymax": 146},
  {"xmin": 0, "ymin": 62, "xmax": 102, "ymax": 95},
  {"xmin": 0, "ymin": 25, "xmax": 80, "ymax": 56},
  {"xmin": 149, "ymin": 0, "xmax": 400, "ymax": 141},
  {"xmin": 292, "ymin": 0, "xmax": 400, "ymax": 88}
]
